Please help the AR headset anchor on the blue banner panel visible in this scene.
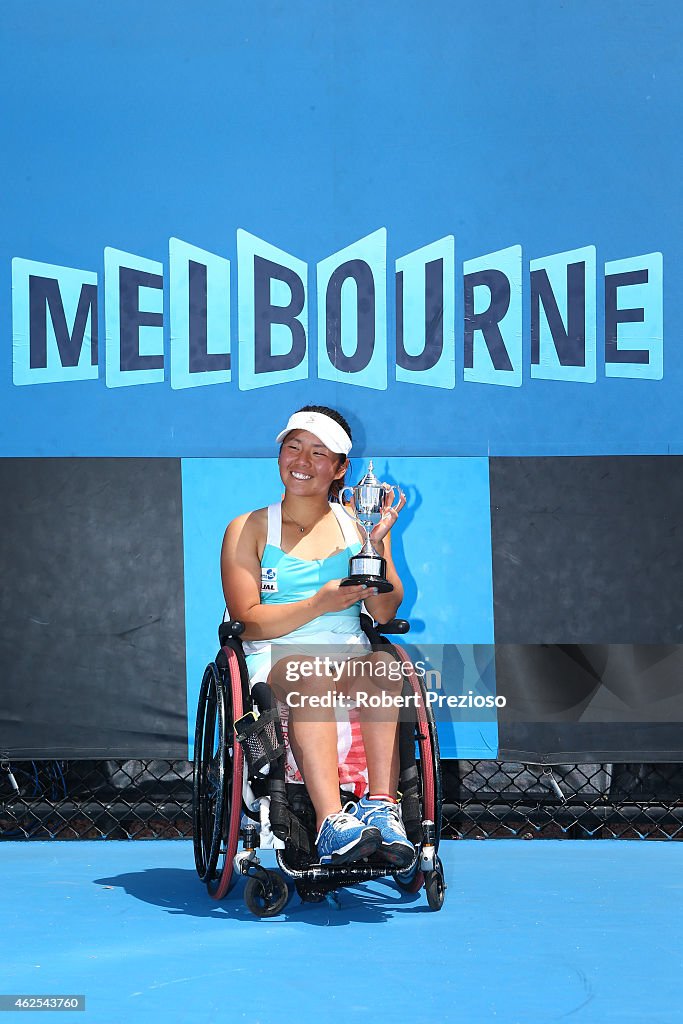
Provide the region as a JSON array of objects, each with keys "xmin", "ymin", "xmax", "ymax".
[
  {"xmin": 181, "ymin": 455, "xmax": 496, "ymax": 758},
  {"xmin": 2, "ymin": 2, "xmax": 682, "ymax": 456},
  {"xmin": 181, "ymin": 457, "xmax": 283, "ymax": 758}
]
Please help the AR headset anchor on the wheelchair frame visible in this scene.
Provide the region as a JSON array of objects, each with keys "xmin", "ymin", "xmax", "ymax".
[{"xmin": 192, "ymin": 616, "xmax": 446, "ymax": 915}]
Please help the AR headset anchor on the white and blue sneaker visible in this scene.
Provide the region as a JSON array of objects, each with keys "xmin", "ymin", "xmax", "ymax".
[
  {"xmin": 316, "ymin": 803, "xmax": 382, "ymax": 865},
  {"xmin": 350, "ymin": 796, "xmax": 415, "ymax": 868}
]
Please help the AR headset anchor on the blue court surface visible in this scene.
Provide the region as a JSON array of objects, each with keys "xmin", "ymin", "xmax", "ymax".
[{"xmin": 2, "ymin": 839, "xmax": 680, "ymax": 1024}]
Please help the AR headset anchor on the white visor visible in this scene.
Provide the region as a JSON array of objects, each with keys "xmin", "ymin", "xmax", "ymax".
[{"xmin": 275, "ymin": 411, "xmax": 352, "ymax": 456}]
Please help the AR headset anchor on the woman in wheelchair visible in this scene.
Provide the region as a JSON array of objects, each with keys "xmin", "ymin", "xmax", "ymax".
[{"xmin": 220, "ymin": 404, "xmax": 414, "ymax": 868}]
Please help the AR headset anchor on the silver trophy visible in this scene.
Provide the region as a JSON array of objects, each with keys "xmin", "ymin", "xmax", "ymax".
[{"xmin": 339, "ymin": 461, "xmax": 401, "ymax": 593}]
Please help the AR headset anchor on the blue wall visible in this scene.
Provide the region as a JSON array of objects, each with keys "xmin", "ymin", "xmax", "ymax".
[
  {"xmin": 1, "ymin": 0, "xmax": 679, "ymax": 457},
  {"xmin": 182, "ymin": 457, "xmax": 495, "ymax": 758},
  {"xmin": 2, "ymin": 1, "xmax": 680, "ymax": 759}
]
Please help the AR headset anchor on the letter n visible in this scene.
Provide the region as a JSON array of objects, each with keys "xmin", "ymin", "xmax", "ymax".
[{"xmin": 530, "ymin": 246, "xmax": 596, "ymax": 383}]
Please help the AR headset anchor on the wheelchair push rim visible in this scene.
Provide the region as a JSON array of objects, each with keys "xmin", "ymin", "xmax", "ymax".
[
  {"xmin": 192, "ymin": 663, "xmax": 225, "ymax": 883},
  {"xmin": 192, "ymin": 649, "xmax": 245, "ymax": 899},
  {"xmin": 391, "ymin": 643, "xmax": 443, "ymax": 900}
]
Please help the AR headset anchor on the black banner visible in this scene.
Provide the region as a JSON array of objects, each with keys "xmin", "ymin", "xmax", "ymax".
[
  {"xmin": 0, "ymin": 459, "xmax": 187, "ymax": 758},
  {"xmin": 491, "ymin": 456, "xmax": 683, "ymax": 760},
  {"xmin": 495, "ymin": 644, "xmax": 683, "ymax": 761}
]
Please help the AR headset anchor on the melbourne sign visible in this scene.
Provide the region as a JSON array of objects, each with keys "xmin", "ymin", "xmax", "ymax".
[{"xmin": 11, "ymin": 228, "xmax": 663, "ymax": 391}]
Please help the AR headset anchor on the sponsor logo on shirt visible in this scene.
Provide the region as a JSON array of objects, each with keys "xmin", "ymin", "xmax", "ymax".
[{"xmin": 261, "ymin": 567, "xmax": 278, "ymax": 593}]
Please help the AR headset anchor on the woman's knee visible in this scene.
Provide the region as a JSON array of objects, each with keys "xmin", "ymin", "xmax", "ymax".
[
  {"xmin": 270, "ymin": 654, "xmax": 337, "ymax": 703},
  {"xmin": 345, "ymin": 650, "xmax": 404, "ymax": 697}
]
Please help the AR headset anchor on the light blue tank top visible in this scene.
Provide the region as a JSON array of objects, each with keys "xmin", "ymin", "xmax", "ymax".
[{"xmin": 241, "ymin": 501, "xmax": 367, "ymax": 659}]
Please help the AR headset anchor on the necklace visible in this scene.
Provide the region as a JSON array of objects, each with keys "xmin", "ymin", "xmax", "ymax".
[{"xmin": 282, "ymin": 503, "xmax": 327, "ymax": 534}]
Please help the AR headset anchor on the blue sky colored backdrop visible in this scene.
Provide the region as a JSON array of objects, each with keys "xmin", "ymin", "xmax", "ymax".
[
  {"xmin": 1, "ymin": 0, "xmax": 681, "ymax": 456},
  {"xmin": 2, "ymin": 2, "xmax": 681, "ymax": 759}
]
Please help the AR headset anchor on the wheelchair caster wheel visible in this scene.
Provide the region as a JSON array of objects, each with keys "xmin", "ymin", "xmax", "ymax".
[
  {"xmin": 244, "ymin": 870, "xmax": 290, "ymax": 917},
  {"xmin": 424, "ymin": 856, "xmax": 446, "ymax": 911}
]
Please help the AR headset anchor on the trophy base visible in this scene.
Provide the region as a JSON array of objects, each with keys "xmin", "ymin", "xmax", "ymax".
[{"xmin": 340, "ymin": 574, "xmax": 394, "ymax": 594}]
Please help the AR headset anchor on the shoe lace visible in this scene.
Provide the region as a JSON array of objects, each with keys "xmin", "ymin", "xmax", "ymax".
[
  {"xmin": 317, "ymin": 804, "xmax": 362, "ymax": 841},
  {"xmin": 362, "ymin": 799, "xmax": 401, "ymax": 825},
  {"xmin": 334, "ymin": 804, "xmax": 364, "ymax": 829}
]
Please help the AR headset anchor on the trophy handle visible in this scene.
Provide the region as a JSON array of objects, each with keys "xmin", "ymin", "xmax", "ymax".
[
  {"xmin": 338, "ymin": 486, "xmax": 358, "ymax": 520},
  {"xmin": 339, "ymin": 485, "xmax": 371, "ymax": 548},
  {"xmin": 383, "ymin": 484, "xmax": 403, "ymax": 512}
]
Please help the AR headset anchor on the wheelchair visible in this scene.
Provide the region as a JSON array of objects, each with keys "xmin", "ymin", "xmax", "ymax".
[{"xmin": 192, "ymin": 615, "xmax": 446, "ymax": 917}]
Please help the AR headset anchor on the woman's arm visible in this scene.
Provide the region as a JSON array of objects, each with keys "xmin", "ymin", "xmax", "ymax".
[
  {"xmin": 354, "ymin": 484, "xmax": 406, "ymax": 623},
  {"xmin": 360, "ymin": 527, "xmax": 404, "ymax": 623},
  {"xmin": 221, "ymin": 512, "xmax": 367, "ymax": 641}
]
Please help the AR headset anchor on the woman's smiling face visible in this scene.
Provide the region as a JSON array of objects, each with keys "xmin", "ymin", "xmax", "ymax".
[{"xmin": 278, "ymin": 429, "xmax": 347, "ymax": 496}]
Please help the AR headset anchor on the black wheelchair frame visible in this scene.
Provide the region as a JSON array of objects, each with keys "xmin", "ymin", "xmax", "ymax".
[{"xmin": 192, "ymin": 615, "xmax": 446, "ymax": 916}]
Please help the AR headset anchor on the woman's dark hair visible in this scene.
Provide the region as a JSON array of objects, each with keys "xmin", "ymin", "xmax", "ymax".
[{"xmin": 295, "ymin": 404, "xmax": 352, "ymax": 501}]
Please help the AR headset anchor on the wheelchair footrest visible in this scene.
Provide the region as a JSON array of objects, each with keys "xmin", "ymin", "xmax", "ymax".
[{"xmin": 277, "ymin": 857, "xmax": 414, "ymax": 884}]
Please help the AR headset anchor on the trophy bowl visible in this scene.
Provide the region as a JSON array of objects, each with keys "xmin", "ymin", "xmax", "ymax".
[{"xmin": 338, "ymin": 461, "xmax": 400, "ymax": 593}]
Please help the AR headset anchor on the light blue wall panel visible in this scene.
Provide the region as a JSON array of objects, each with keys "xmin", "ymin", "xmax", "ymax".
[{"xmin": 182, "ymin": 455, "xmax": 496, "ymax": 758}]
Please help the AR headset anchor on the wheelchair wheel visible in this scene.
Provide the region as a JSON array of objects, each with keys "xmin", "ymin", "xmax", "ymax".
[
  {"xmin": 208, "ymin": 647, "xmax": 245, "ymax": 899},
  {"xmin": 192, "ymin": 663, "xmax": 225, "ymax": 883},
  {"xmin": 192, "ymin": 648, "xmax": 245, "ymax": 899},
  {"xmin": 425, "ymin": 855, "xmax": 446, "ymax": 911},
  {"xmin": 245, "ymin": 870, "xmax": 290, "ymax": 918},
  {"xmin": 391, "ymin": 644, "xmax": 443, "ymax": 898}
]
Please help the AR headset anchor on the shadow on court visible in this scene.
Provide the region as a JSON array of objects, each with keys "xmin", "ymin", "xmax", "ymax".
[{"xmin": 92, "ymin": 866, "xmax": 429, "ymax": 925}]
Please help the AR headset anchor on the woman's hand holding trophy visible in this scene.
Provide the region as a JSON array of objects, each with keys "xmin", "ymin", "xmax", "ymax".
[{"xmin": 339, "ymin": 461, "xmax": 406, "ymax": 593}]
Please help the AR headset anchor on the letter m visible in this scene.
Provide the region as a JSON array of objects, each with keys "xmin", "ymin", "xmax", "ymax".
[{"xmin": 12, "ymin": 259, "xmax": 98, "ymax": 385}]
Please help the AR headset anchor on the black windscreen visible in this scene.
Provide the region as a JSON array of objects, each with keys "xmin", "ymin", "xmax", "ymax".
[
  {"xmin": 0, "ymin": 458, "xmax": 187, "ymax": 758},
  {"xmin": 490, "ymin": 456, "xmax": 683, "ymax": 760}
]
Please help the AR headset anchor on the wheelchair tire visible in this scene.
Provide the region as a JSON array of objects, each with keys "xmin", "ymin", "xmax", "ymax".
[
  {"xmin": 192, "ymin": 663, "xmax": 226, "ymax": 883},
  {"xmin": 206, "ymin": 647, "xmax": 245, "ymax": 900},
  {"xmin": 425, "ymin": 856, "xmax": 446, "ymax": 911},
  {"xmin": 422, "ymin": 682, "xmax": 443, "ymax": 843},
  {"xmin": 392, "ymin": 644, "xmax": 443, "ymax": 897},
  {"xmin": 245, "ymin": 871, "xmax": 290, "ymax": 918}
]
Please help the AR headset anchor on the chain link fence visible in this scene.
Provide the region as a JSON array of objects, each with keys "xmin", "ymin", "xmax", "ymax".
[{"xmin": 2, "ymin": 758, "xmax": 683, "ymax": 841}]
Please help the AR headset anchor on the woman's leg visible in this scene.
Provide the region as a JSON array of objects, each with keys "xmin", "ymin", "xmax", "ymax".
[
  {"xmin": 340, "ymin": 650, "xmax": 403, "ymax": 797},
  {"xmin": 336, "ymin": 650, "xmax": 414, "ymax": 866},
  {"xmin": 268, "ymin": 655, "xmax": 342, "ymax": 830}
]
